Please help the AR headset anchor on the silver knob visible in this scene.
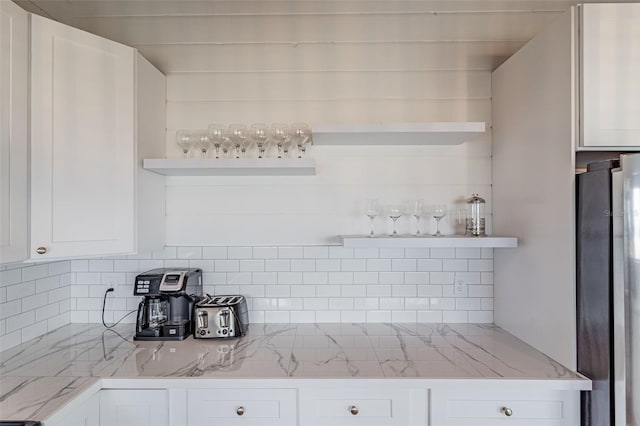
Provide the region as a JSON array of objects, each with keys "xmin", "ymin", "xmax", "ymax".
[
  {"xmin": 501, "ymin": 406, "xmax": 513, "ymax": 417},
  {"xmin": 36, "ymin": 246, "xmax": 47, "ymax": 255},
  {"xmin": 350, "ymin": 405, "xmax": 359, "ymax": 415},
  {"xmin": 236, "ymin": 406, "xmax": 245, "ymax": 416}
]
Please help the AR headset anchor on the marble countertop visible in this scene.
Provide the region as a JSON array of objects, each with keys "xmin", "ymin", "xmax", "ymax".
[{"xmin": 0, "ymin": 322, "xmax": 589, "ymax": 421}]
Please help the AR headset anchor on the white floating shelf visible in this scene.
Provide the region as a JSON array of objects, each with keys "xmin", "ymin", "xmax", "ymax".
[
  {"xmin": 312, "ymin": 122, "xmax": 486, "ymax": 145},
  {"xmin": 340, "ymin": 235, "xmax": 518, "ymax": 248},
  {"xmin": 143, "ymin": 158, "xmax": 316, "ymax": 176}
]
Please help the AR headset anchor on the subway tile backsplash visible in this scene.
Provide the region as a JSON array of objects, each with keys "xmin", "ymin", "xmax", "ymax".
[
  {"xmin": 81, "ymin": 245, "xmax": 494, "ymax": 326},
  {"xmin": 0, "ymin": 245, "xmax": 494, "ymax": 352},
  {"xmin": 0, "ymin": 261, "xmax": 72, "ymax": 351}
]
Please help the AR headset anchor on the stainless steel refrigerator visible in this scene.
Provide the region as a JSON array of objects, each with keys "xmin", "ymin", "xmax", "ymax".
[{"xmin": 577, "ymin": 153, "xmax": 640, "ymax": 426}]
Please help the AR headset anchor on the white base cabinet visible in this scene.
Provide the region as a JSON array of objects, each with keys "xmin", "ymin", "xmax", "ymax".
[
  {"xmin": 430, "ymin": 389, "xmax": 580, "ymax": 426},
  {"xmin": 99, "ymin": 389, "xmax": 169, "ymax": 426},
  {"xmin": 188, "ymin": 388, "xmax": 297, "ymax": 425},
  {"xmin": 46, "ymin": 391, "xmax": 100, "ymax": 426},
  {"xmin": 299, "ymin": 388, "xmax": 426, "ymax": 426},
  {"xmin": 41, "ymin": 381, "xmax": 585, "ymax": 426}
]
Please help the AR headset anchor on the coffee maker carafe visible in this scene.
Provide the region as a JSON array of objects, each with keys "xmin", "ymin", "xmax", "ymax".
[{"xmin": 134, "ymin": 268, "xmax": 202, "ymax": 341}]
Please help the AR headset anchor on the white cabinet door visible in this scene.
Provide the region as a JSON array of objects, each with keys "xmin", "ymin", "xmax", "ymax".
[
  {"xmin": 580, "ymin": 3, "xmax": 640, "ymax": 148},
  {"xmin": 187, "ymin": 388, "xmax": 298, "ymax": 426},
  {"xmin": 0, "ymin": 1, "xmax": 28, "ymax": 263},
  {"xmin": 100, "ymin": 389, "xmax": 169, "ymax": 426},
  {"xmin": 30, "ymin": 14, "xmax": 136, "ymax": 260},
  {"xmin": 47, "ymin": 391, "xmax": 100, "ymax": 426},
  {"xmin": 430, "ymin": 389, "xmax": 579, "ymax": 426},
  {"xmin": 299, "ymin": 388, "xmax": 426, "ymax": 426}
]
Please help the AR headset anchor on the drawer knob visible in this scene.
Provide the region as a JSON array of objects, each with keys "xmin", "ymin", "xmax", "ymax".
[
  {"xmin": 501, "ymin": 406, "xmax": 513, "ymax": 417},
  {"xmin": 236, "ymin": 406, "xmax": 245, "ymax": 416},
  {"xmin": 36, "ymin": 246, "xmax": 47, "ymax": 255},
  {"xmin": 349, "ymin": 405, "xmax": 359, "ymax": 416}
]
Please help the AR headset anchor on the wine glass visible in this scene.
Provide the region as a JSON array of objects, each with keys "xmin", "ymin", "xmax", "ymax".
[
  {"xmin": 411, "ymin": 199, "xmax": 424, "ymax": 236},
  {"xmin": 282, "ymin": 137, "xmax": 295, "ymax": 158},
  {"xmin": 366, "ymin": 199, "xmax": 379, "ymax": 237},
  {"xmin": 301, "ymin": 133, "xmax": 313, "ymax": 158},
  {"xmin": 208, "ymin": 124, "xmax": 227, "ymax": 159},
  {"xmin": 431, "ymin": 204, "xmax": 447, "ymax": 237},
  {"xmin": 194, "ymin": 130, "xmax": 211, "ymax": 158},
  {"xmin": 229, "ymin": 124, "xmax": 247, "ymax": 159},
  {"xmin": 175, "ymin": 130, "xmax": 195, "ymax": 158},
  {"xmin": 271, "ymin": 123, "xmax": 289, "ymax": 158},
  {"xmin": 240, "ymin": 135, "xmax": 253, "ymax": 158},
  {"xmin": 221, "ymin": 136, "xmax": 234, "ymax": 158},
  {"xmin": 388, "ymin": 205, "xmax": 402, "ymax": 237},
  {"xmin": 251, "ymin": 123, "xmax": 270, "ymax": 158},
  {"xmin": 290, "ymin": 123, "xmax": 311, "ymax": 158}
]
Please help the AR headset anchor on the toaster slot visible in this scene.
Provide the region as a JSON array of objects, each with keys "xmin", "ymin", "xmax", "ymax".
[
  {"xmin": 197, "ymin": 310, "xmax": 208, "ymax": 329},
  {"xmin": 219, "ymin": 309, "xmax": 231, "ymax": 328}
]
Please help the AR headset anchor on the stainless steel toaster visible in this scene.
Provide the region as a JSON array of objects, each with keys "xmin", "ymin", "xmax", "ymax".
[{"xmin": 194, "ymin": 295, "xmax": 249, "ymax": 339}]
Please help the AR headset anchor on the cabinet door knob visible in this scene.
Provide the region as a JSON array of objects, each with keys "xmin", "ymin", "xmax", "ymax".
[
  {"xmin": 36, "ymin": 247, "xmax": 47, "ymax": 255},
  {"xmin": 501, "ymin": 406, "xmax": 513, "ymax": 417},
  {"xmin": 349, "ymin": 405, "xmax": 359, "ymax": 415},
  {"xmin": 236, "ymin": 406, "xmax": 245, "ymax": 416}
]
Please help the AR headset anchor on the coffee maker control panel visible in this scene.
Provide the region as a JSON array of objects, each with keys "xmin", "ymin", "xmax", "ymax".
[{"xmin": 134, "ymin": 276, "xmax": 162, "ymax": 296}]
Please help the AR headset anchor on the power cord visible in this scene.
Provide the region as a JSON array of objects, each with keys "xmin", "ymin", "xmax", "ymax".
[{"xmin": 102, "ymin": 287, "xmax": 137, "ymax": 329}]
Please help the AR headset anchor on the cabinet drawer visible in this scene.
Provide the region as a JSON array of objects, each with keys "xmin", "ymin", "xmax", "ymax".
[
  {"xmin": 299, "ymin": 388, "xmax": 425, "ymax": 426},
  {"xmin": 187, "ymin": 388, "xmax": 297, "ymax": 426},
  {"xmin": 431, "ymin": 389, "xmax": 578, "ymax": 426}
]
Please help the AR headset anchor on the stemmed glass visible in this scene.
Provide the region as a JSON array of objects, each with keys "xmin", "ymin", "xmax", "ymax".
[
  {"xmin": 366, "ymin": 199, "xmax": 379, "ymax": 237},
  {"xmin": 240, "ymin": 136, "xmax": 252, "ymax": 158},
  {"xmin": 411, "ymin": 199, "xmax": 424, "ymax": 236},
  {"xmin": 176, "ymin": 130, "xmax": 195, "ymax": 158},
  {"xmin": 208, "ymin": 124, "xmax": 227, "ymax": 159},
  {"xmin": 251, "ymin": 123, "xmax": 270, "ymax": 158},
  {"xmin": 290, "ymin": 123, "xmax": 311, "ymax": 158},
  {"xmin": 194, "ymin": 130, "xmax": 211, "ymax": 158},
  {"xmin": 271, "ymin": 123, "xmax": 290, "ymax": 158},
  {"xmin": 431, "ymin": 204, "xmax": 447, "ymax": 237},
  {"xmin": 229, "ymin": 124, "xmax": 247, "ymax": 159},
  {"xmin": 388, "ymin": 205, "xmax": 402, "ymax": 237},
  {"xmin": 282, "ymin": 137, "xmax": 295, "ymax": 158},
  {"xmin": 221, "ymin": 136, "xmax": 234, "ymax": 158}
]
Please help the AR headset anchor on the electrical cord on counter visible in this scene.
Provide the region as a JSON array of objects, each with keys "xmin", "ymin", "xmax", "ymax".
[{"xmin": 102, "ymin": 287, "xmax": 136, "ymax": 329}]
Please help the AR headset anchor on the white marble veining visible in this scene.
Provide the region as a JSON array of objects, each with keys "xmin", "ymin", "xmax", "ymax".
[{"xmin": 0, "ymin": 322, "xmax": 587, "ymax": 421}]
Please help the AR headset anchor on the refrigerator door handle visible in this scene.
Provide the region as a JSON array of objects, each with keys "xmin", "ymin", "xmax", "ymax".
[
  {"xmin": 611, "ymin": 169, "xmax": 626, "ymax": 426},
  {"xmin": 621, "ymin": 153, "xmax": 640, "ymax": 426}
]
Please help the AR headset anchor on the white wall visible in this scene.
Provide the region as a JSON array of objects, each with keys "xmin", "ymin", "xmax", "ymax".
[
  {"xmin": 155, "ymin": 12, "xmax": 495, "ymax": 246},
  {"xmin": 492, "ymin": 10, "xmax": 577, "ymax": 369}
]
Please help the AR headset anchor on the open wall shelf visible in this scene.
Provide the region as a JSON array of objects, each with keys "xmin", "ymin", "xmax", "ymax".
[
  {"xmin": 143, "ymin": 158, "xmax": 316, "ymax": 176},
  {"xmin": 340, "ymin": 235, "xmax": 518, "ymax": 248},
  {"xmin": 312, "ymin": 122, "xmax": 486, "ymax": 145}
]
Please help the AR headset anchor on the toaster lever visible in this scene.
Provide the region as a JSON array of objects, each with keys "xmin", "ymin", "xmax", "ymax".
[{"xmin": 197, "ymin": 310, "xmax": 208, "ymax": 329}]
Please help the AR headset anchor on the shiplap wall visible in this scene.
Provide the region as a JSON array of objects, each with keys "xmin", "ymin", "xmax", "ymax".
[
  {"xmin": 18, "ymin": 1, "xmax": 569, "ymax": 246},
  {"xmin": 158, "ymin": 7, "xmax": 502, "ymax": 246}
]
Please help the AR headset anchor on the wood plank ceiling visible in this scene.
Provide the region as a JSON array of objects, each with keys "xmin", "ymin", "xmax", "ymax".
[{"xmin": 15, "ymin": 0, "xmax": 636, "ymax": 74}]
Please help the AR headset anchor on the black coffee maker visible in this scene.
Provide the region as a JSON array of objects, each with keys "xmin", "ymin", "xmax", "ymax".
[{"xmin": 133, "ymin": 268, "xmax": 202, "ymax": 341}]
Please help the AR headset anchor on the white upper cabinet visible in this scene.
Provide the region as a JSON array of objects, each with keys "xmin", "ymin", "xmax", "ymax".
[
  {"xmin": 30, "ymin": 14, "xmax": 165, "ymax": 261},
  {"xmin": 580, "ymin": 3, "xmax": 640, "ymax": 149},
  {"xmin": 0, "ymin": 1, "xmax": 28, "ymax": 263}
]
